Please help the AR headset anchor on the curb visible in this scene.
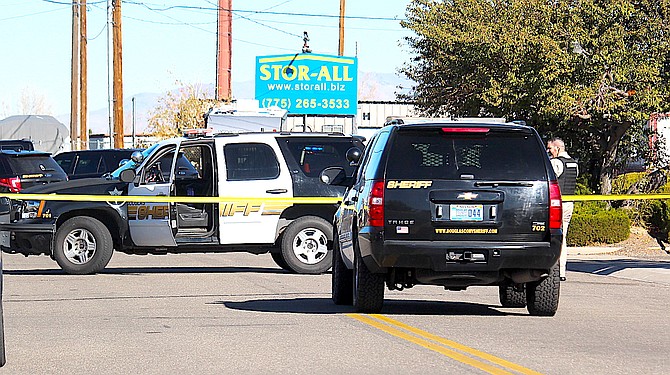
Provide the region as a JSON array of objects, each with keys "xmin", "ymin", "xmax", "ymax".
[{"xmin": 567, "ymin": 246, "xmax": 621, "ymax": 256}]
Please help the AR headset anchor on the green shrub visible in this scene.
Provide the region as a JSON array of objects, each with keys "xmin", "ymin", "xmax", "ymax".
[
  {"xmin": 567, "ymin": 209, "xmax": 630, "ymax": 246},
  {"xmin": 611, "ymin": 170, "xmax": 670, "ymax": 230}
]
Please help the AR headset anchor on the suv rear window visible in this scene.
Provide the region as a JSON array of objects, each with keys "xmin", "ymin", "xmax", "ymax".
[
  {"xmin": 6, "ymin": 155, "xmax": 64, "ymax": 176},
  {"xmin": 283, "ymin": 140, "xmax": 358, "ymax": 178},
  {"xmin": 386, "ymin": 128, "xmax": 547, "ymax": 181}
]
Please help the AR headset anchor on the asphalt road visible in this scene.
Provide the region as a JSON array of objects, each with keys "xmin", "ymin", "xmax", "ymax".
[{"xmin": 1, "ymin": 251, "xmax": 669, "ymax": 374}]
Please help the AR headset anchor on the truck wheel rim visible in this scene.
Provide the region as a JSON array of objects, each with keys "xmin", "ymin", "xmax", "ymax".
[
  {"xmin": 292, "ymin": 227, "xmax": 328, "ymax": 265},
  {"xmin": 63, "ymin": 228, "xmax": 97, "ymax": 265}
]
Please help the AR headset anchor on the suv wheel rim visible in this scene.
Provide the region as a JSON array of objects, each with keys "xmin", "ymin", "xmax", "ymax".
[
  {"xmin": 63, "ymin": 228, "xmax": 97, "ymax": 265},
  {"xmin": 292, "ymin": 228, "xmax": 328, "ymax": 265}
]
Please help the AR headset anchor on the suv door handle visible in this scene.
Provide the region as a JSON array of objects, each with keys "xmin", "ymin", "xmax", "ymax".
[{"xmin": 266, "ymin": 189, "xmax": 288, "ymax": 194}]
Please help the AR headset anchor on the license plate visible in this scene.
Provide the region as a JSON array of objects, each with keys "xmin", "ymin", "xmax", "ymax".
[{"xmin": 450, "ymin": 204, "xmax": 483, "ymax": 221}]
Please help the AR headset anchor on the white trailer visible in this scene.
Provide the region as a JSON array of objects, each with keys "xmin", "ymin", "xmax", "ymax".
[{"xmin": 205, "ymin": 100, "xmax": 288, "ymax": 133}]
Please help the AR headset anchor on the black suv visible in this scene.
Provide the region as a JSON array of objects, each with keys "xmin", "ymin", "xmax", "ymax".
[
  {"xmin": 0, "ymin": 150, "xmax": 68, "ymax": 192},
  {"xmin": 322, "ymin": 120, "xmax": 562, "ymax": 316},
  {"xmin": 54, "ymin": 149, "xmax": 141, "ymax": 180}
]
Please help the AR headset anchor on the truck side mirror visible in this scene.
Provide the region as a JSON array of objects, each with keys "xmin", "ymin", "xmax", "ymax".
[{"xmin": 119, "ymin": 169, "xmax": 136, "ymax": 183}]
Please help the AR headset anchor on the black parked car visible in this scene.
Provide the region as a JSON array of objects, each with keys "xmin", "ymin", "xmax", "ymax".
[
  {"xmin": 0, "ymin": 150, "xmax": 68, "ymax": 192},
  {"xmin": 54, "ymin": 149, "xmax": 140, "ymax": 180},
  {"xmin": 322, "ymin": 119, "xmax": 563, "ymax": 316}
]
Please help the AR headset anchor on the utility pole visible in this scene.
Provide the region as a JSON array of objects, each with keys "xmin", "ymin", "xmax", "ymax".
[
  {"xmin": 112, "ymin": 0, "xmax": 124, "ymax": 148},
  {"xmin": 106, "ymin": 0, "xmax": 114, "ymax": 148},
  {"xmin": 132, "ymin": 96, "xmax": 136, "ymax": 148},
  {"xmin": 80, "ymin": 0, "xmax": 88, "ymax": 150},
  {"xmin": 70, "ymin": 1, "xmax": 80, "ymax": 150},
  {"xmin": 216, "ymin": 0, "xmax": 232, "ymax": 101},
  {"xmin": 338, "ymin": 0, "xmax": 345, "ymax": 56}
]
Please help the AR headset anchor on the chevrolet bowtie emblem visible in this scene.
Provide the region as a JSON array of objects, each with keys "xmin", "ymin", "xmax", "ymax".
[{"xmin": 458, "ymin": 192, "xmax": 478, "ymax": 200}]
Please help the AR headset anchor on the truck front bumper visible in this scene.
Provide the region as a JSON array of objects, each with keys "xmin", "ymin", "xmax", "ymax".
[{"xmin": 0, "ymin": 222, "xmax": 55, "ymax": 256}]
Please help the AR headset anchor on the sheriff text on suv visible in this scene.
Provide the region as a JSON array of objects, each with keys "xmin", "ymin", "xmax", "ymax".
[
  {"xmin": 321, "ymin": 120, "xmax": 563, "ymax": 316},
  {"xmin": 0, "ymin": 131, "xmax": 363, "ymax": 275}
]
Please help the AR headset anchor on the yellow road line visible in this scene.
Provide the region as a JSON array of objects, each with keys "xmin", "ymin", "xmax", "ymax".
[
  {"xmin": 347, "ymin": 314, "xmax": 517, "ymax": 375},
  {"xmin": 373, "ymin": 315, "xmax": 543, "ymax": 375}
]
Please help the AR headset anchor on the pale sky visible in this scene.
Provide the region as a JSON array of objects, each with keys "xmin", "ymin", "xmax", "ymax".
[{"xmin": 0, "ymin": 0, "xmax": 413, "ymax": 117}]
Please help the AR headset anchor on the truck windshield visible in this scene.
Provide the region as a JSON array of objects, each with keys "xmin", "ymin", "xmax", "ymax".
[{"xmin": 109, "ymin": 143, "xmax": 159, "ymax": 178}]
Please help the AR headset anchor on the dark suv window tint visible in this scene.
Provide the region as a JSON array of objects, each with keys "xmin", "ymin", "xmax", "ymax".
[
  {"xmin": 386, "ymin": 129, "xmax": 546, "ymax": 180},
  {"xmin": 55, "ymin": 153, "xmax": 75, "ymax": 174},
  {"xmin": 225, "ymin": 143, "xmax": 279, "ymax": 180},
  {"xmin": 283, "ymin": 140, "xmax": 357, "ymax": 177},
  {"xmin": 6, "ymin": 155, "xmax": 63, "ymax": 176},
  {"xmin": 363, "ymin": 130, "xmax": 391, "ymax": 181},
  {"xmin": 74, "ymin": 153, "xmax": 103, "ymax": 175}
]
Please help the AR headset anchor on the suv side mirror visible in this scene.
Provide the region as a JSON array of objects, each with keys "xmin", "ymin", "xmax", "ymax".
[
  {"xmin": 119, "ymin": 169, "xmax": 136, "ymax": 183},
  {"xmin": 346, "ymin": 147, "xmax": 362, "ymax": 166},
  {"xmin": 320, "ymin": 167, "xmax": 351, "ymax": 186}
]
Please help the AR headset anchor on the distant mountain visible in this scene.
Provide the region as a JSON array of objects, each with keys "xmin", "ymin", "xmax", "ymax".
[{"xmin": 56, "ymin": 72, "xmax": 414, "ymax": 135}]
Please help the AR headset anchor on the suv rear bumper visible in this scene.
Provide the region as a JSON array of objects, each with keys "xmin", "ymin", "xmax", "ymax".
[{"xmin": 358, "ymin": 230, "xmax": 561, "ymax": 286}]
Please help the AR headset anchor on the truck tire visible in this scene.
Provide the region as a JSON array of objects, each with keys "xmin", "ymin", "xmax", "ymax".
[
  {"xmin": 499, "ymin": 281, "xmax": 526, "ymax": 308},
  {"xmin": 353, "ymin": 245, "xmax": 384, "ymax": 313},
  {"xmin": 53, "ymin": 217, "xmax": 114, "ymax": 275},
  {"xmin": 280, "ymin": 216, "xmax": 332, "ymax": 274},
  {"xmin": 270, "ymin": 252, "xmax": 291, "ymax": 271},
  {"xmin": 526, "ymin": 263, "xmax": 560, "ymax": 316},
  {"xmin": 332, "ymin": 235, "xmax": 353, "ymax": 305}
]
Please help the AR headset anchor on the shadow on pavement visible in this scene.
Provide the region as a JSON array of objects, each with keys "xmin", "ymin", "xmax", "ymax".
[
  {"xmin": 219, "ymin": 297, "xmax": 527, "ymax": 316},
  {"xmin": 4, "ymin": 266, "xmax": 287, "ymax": 276},
  {"xmin": 569, "ymin": 258, "xmax": 670, "ymax": 276}
]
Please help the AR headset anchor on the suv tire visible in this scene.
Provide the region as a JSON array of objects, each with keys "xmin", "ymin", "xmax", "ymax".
[
  {"xmin": 526, "ymin": 263, "xmax": 560, "ymax": 316},
  {"xmin": 271, "ymin": 252, "xmax": 291, "ymax": 271},
  {"xmin": 280, "ymin": 216, "xmax": 332, "ymax": 274},
  {"xmin": 353, "ymin": 244, "xmax": 384, "ymax": 313},
  {"xmin": 499, "ymin": 281, "xmax": 527, "ymax": 308},
  {"xmin": 53, "ymin": 217, "xmax": 114, "ymax": 275},
  {"xmin": 332, "ymin": 235, "xmax": 353, "ymax": 305}
]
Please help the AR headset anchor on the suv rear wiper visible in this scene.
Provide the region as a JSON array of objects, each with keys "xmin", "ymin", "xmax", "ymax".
[{"xmin": 474, "ymin": 181, "xmax": 534, "ymax": 187}]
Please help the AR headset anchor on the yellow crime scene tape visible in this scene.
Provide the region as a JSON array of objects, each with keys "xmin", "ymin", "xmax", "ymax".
[
  {"xmin": 0, "ymin": 193, "xmax": 341, "ymax": 204},
  {"xmin": 562, "ymin": 194, "xmax": 670, "ymax": 201},
  {"xmin": 0, "ymin": 193, "xmax": 667, "ymax": 203}
]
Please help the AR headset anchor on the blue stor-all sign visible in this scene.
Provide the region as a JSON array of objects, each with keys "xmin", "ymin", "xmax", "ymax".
[{"xmin": 255, "ymin": 53, "xmax": 358, "ymax": 115}]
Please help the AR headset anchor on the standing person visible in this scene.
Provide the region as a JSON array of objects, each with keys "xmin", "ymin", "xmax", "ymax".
[{"xmin": 547, "ymin": 138, "xmax": 579, "ymax": 281}]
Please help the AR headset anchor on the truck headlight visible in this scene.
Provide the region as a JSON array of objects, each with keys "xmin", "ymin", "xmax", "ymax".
[{"xmin": 21, "ymin": 200, "xmax": 42, "ymax": 219}]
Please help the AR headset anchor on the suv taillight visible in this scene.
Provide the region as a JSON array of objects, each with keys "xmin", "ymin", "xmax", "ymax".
[
  {"xmin": 368, "ymin": 180, "xmax": 385, "ymax": 228},
  {"xmin": 549, "ymin": 180, "xmax": 562, "ymax": 230},
  {"xmin": 0, "ymin": 176, "xmax": 22, "ymax": 192}
]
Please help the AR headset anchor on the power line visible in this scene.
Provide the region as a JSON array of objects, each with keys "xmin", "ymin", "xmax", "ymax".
[
  {"xmin": 203, "ymin": 0, "xmax": 301, "ymax": 39},
  {"xmin": 119, "ymin": 3, "xmax": 297, "ymax": 52},
  {"xmin": 122, "ymin": 1, "xmax": 405, "ymax": 21},
  {"xmin": 124, "ymin": 15, "xmax": 215, "ymax": 26},
  {"xmin": 245, "ymin": 17, "xmax": 408, "ymax": 32},
  {"xmin": 39, "ymin": 0, "xmax": 107, "ymax": 5},
  {"xmin": 88, "ymin": 21, "xmax": 107, "ymax": 40},
  {"xmin": 0, "ymin": 5, "xmax": 68, "ymax": 22}
]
